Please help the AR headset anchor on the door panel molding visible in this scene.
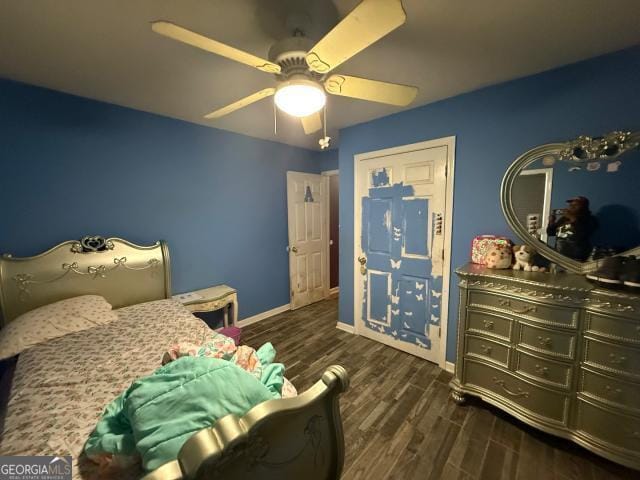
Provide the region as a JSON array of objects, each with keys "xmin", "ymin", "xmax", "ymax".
[{"xmin": 353, "ymin": 137, "xmax": 456, "ymax": 369}]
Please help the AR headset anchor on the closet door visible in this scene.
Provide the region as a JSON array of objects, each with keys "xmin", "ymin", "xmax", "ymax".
[{"xmin": 354, "ymin": 139, "xmax": 454, "ymax": 365}]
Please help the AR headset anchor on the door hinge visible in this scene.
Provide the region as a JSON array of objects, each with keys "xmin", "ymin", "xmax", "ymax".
[
  {"xmin": 444, "ymin": 163, "xmax": 448, "ymax": 177},
  {"xmin": 438, "ymin": 326, "xmax": 442, "ymax": 338},
  {"xmin": 441, "ymin": 249, "xmax": 445, "ymax": 260}
]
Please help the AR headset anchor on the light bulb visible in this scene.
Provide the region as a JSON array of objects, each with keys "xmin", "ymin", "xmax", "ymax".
[{"xmin": 274, "ymin": 79, "xmax": 326, "ymax": 118}]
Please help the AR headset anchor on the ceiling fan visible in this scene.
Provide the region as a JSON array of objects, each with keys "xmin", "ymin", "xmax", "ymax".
[{"xmin": 151, "ymin": 0, "xmax": 418, "ymax": 136}]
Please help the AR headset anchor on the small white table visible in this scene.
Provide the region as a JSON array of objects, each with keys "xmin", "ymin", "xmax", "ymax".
[{"xmin": 173, "ymin": 285, "xmax": 238, "ymax": 327}]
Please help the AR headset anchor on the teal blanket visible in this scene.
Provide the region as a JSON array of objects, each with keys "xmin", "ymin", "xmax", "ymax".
[{"xmin": 85, "ymin": 352, "xmax": 283, "ymax": 471}]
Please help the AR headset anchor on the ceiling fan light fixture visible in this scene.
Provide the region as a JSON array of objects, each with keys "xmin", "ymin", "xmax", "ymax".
[{"xmin": 274, "ymin": 78, "xmax": 326, "ymax": 118}]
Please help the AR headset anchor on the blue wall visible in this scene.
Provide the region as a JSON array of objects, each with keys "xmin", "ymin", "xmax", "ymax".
[
  {"xmin": 316, "ymin": 148, "xmax": 339, "ymax": 172},
  {"xmin": 337, "ymin": 46, "xmax": 640, "ymax": 362},
  {"xmin": 0, "ymin": 79, "xmax": 322, "ymax": 319}
]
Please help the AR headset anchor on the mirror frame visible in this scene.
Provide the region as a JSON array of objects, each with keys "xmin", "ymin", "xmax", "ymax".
[{"xmin": 501, "ymin": 133, "xmax": 640, "ymax": 274}]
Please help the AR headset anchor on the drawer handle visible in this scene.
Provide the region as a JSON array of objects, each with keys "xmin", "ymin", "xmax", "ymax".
[
  {"xmin": 493, "ymin": 377, "xmax": 529, "ymax": 398},
  {"xmin": 480, "ymin": 344, "xmax": 493, "ymax": 355},
  {"xmin": 604, "ymin": 385, "xmax": 623, "ymax": 396},
  {"xmin": 499, "ymin": 299, "xmax": 537, "ymax": 315},
  {"xmin": 483, "ymin": 320, "xmax": 494, "ymax": 330},
  {"xmin": 608, "ymin": 353, "xmax": 627, "ymax": 365},
  {"xmin": 534, "ymin": 364, "xmax": 549, "ymax": 376},
  {"xmin": 537, "ymin": 336, "xmax": 552, "ymax": 348}
]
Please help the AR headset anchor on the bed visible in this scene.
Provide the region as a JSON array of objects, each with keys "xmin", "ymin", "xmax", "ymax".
[{"xmin": 0, "ymin": 236, "xmax": 348, "ymax": 480}]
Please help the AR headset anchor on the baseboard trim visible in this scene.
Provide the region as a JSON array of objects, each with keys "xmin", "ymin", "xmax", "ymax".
[
  {"xmin": 237, "ymin": 304, "xmax": 291, "ymax": 327},
  {"xmin": 336, "ymin": 322, "xmax": 355, "ymax": 334},
  {"xmin": 329, "ymin": 287, "xmax": 340, "ymax": 296},
  {"xmin": 445, "ymin": 361, "xmax": 456, "ymax": 374}
]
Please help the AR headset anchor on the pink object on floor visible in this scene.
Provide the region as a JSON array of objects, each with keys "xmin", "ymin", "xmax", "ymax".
[{"xmin": 218, "ymin": 326, "xmax": 242, "ymax": 345}]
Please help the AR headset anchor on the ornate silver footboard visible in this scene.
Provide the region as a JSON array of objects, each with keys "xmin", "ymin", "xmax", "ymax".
[{"xmin": 143, "ymin": 365, "xmax": 349, "ymax": 480}]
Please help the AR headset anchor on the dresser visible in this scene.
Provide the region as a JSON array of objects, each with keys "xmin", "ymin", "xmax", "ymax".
[{"xmin": 450, "ymin": 263, "xmax": 640, "ymax": 470}]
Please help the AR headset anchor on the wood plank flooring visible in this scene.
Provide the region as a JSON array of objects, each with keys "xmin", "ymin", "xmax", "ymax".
[{"xmin": 242, "ymin": 297, "xmax": 637, "ymax": 480}]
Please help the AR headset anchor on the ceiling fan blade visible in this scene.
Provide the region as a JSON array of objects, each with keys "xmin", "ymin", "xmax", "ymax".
[
  {"xmin": 324, "ymin": 74, "xmax": 417, "ymax": 106},
  {"xmin": 306, "ymin": 0, "xmax": 406, "ymax": 74},
  {"xmin": 152, "ymin": 21, "xmax": 281, "ymax": 74},
  {"xmin": 204, "ymin": 88, "xmax": 276, "ymax": 119},
  {"xmin": 301, "ymin": 112, "xmax": 323, "ymax": 135}
]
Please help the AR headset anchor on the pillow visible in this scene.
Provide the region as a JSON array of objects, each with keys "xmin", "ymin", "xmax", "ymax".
[{"xmin": 0, "ymin": 295, "xmax": 118, "ymax": 360}]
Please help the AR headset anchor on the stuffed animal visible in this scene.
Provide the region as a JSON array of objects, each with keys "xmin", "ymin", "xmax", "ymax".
[
  {"xmin": 512, "ymin": 245, "xmax": 546, "ymax": 272},
  {"xmin": 485, "ymin": 244, "xmax": 512, "ymax": 269}
]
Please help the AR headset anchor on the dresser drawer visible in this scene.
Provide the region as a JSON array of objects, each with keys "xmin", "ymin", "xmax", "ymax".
[
  {"xmin": 465, "ymin": 335, "xmax": 510, "ymax": 368},
  {"xmin": 466, "ymin": 309, "xmax": 513, "ymax": 341},
  {"xmin": 463, "ymin": 359, "xmax": 569, "ymax": 425},
  {"xmin": 468, "ymin": 291, "xmax": 578, "ymax": 328},
  {"xmin": 586, "ymin": 312, "xmax": 640, "ymax": 346},
  {"xmin": 518, "ymin": 323, "xmax": 576, "ymax": 360},
  {"xmin": 584, "ymin": 338, "xmax": 640, "ymax": 379},
  {"xmin": 580, "ymin": 368, "xmax": 640, "ymax": 413},
  {"xmin": 515, "ymin": 350, "xmax": 572, "ymax": 390},
  {"xmin": 576, "ymin": 399, "xmax": 640, "ymax": 454}
]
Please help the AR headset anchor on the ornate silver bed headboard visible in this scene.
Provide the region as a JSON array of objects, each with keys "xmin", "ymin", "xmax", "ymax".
[{"xmin": 0, "ymin": 236, "xmax": 171, "ymax": 324}]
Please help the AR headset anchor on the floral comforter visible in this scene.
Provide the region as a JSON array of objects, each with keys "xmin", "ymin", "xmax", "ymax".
[{"xmin": 0, "ymin": 299, "xmax": 266, "ymax": 479}]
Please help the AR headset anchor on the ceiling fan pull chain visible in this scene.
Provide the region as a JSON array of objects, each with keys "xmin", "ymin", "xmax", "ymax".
[
  {"xmin": 274, "ymin": 101, "xmax": 277, "ymax": 135},
  {"xmin": 323, "ymin": 104, "xmax": 327, "ymax": 139}
]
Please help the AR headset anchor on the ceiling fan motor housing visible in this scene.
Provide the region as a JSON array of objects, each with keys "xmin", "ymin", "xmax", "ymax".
[{"xmin": 269, "ymin": 36, "xmax": 323, "ymax": 81}]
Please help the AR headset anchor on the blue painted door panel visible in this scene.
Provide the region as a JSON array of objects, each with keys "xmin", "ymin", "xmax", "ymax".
[{"xmin": 360, "ymin": 162, "xmax": 445, "ymax": 356}]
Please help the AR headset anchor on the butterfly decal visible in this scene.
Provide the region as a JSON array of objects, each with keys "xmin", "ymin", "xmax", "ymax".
[
  {"xmin": 416, "ymin": 338, "xmax": 428, "ymax": 348},
  {"xmin": 391, "ymin": 295, "xmax": 400, "ymax": 304},
  {"xmin": 431, "ymin": 314, "xmax": 439, "ymax": 322},
  {"xmin": 392, "ymin": 309, "xmax": 400, "ymax": 315},
  {"xmin": 431, "ymin": 290, "xmax": 442, "ymax": 298},
  {"xmin": 403, "ymin": 321, "xmax": 410, "ymax": 328},
  {"xmin": 405, "ymin": 311, "xmax": 414, "ymax": 317},
  {"xmin": 416, "ymin": 293, "xmax": 424, "ymax": 301},
  {"xmin": 390, "ymin": 259, "xmax": 402, "ymax": 269},
  {"xmin": 391, "ymin": 330, "xmax": 398, "ymax": 337},
  {"xmin": 416, "ymin": 282, "xmax": 424, "ymax": 290}
]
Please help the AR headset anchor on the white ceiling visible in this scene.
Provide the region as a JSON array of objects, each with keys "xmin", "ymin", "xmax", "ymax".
[{"xmin": 1, "ymin": 0, "xmax": 639, "ymax": 150}]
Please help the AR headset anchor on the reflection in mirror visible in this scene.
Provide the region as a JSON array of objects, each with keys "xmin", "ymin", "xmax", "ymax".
[{"xmin": 513, "ymin": 146, "xmax": 640, "ymax": 263}]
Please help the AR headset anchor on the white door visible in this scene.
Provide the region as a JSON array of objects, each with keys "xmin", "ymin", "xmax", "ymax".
[
  {"xmin": 354, "ymin": 138, "xmax": 455, "ymax": 366},
  {"xmin": 287, "ymin": 171, "xmax": 328, "ymax": 309}
]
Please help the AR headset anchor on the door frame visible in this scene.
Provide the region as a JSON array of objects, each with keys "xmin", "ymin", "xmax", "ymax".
[
  {"xmin": 352, "ymin": 136, "xmax": 456, "ymax": 369},
  {"xmin": 519, "ymin": 168, "xmax": 554, "ymax": 243},
  {"xmin": 286, "ymin": 171, "xmax": 330, "ymax": 308},
  {"xmin": 322, "ymin": 169, "xmax": 339, "ymax": 296}
]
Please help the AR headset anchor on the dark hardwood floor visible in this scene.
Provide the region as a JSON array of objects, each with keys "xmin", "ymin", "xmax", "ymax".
[{"xmin": 242, "ymin": 297, "xmax": 637, "ymax": 480}]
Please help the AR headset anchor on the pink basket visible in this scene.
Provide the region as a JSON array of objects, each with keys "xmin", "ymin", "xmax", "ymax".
[{"xmin": 218, "ymin": 326, "xmax": 242, "ymax": 345}]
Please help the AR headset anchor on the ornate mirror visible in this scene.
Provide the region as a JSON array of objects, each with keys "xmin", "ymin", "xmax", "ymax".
[{"xmin": 501, "ymin": 131, "xmax": 640, "ymax": 273}]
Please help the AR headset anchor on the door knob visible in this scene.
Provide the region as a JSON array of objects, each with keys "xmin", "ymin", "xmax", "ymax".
[
  {"xmin": 358, "ymin": 256, "xmax": 367, "ymax": 276},
  {"xmin": 291, "ymin": 246, "xmax": 298, "ymax": 253}
]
